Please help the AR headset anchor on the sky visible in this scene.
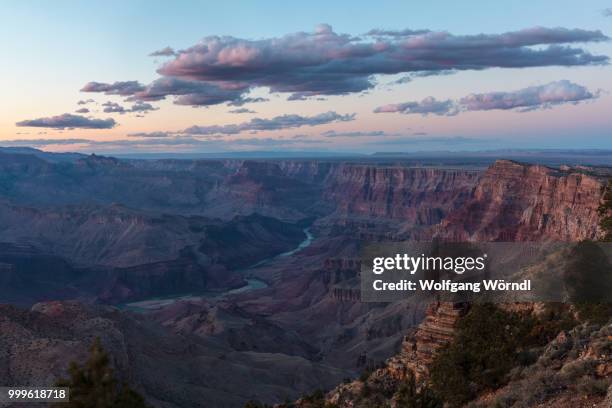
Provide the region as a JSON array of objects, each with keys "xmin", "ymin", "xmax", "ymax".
[{"xmin": 1, "ymin": 0, "xmax": 612, "ymax": 154}]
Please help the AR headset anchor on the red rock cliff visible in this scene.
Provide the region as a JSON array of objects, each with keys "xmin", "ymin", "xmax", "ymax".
[
  {"xmin": 323, "ymin": 165, "xmax": 480, "ymax": 225},
  {"xmin": 439, "ymin": 160, "xmax": 605, "ymax": 241}
]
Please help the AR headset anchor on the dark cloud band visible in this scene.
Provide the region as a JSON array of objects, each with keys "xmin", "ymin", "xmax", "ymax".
[
  {"xmin": 374, "ymin": 80, "xmax": 598, "ymax": 115},
  {"xmin": 81, "ymin": 81, "xmax": 145, "ymax": 96},
  {"xmin": 183, "ymin": 111, "xmax": 355, "ymax": 135},
  {"xmin": 16, "ymin": 114, "xmax": 116, "ymax": 129},
  {"xmin": 129, "ymin": 111, "xmax": 355, "ymax": 137},
  {"xmin": 81, "ymin": 25, "xmax": 608, "ymax": 107}
]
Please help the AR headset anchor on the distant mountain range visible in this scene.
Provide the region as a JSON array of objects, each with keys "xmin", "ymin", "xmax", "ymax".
[{"xmin": 3, "ymin": 146, "xmax": 612, "ymax": 166}]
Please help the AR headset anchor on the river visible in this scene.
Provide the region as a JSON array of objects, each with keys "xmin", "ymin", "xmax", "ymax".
[{"xmin": 122, "ymin": 227, "xmax": 313, "ymax": 311}]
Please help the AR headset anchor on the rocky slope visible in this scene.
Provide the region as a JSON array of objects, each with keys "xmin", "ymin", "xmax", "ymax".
[
  {"xmin": 318, "ymin": 302, "xmax": 468, "ymax": 407},
  {"xmin": 311, "ymin": 304, "xmax": 612, "ymax": 408},
  {"xmin": 0, "ymin": 201, "xmax": 306, "ymax": 304},
  {"xmin": 0, "ymin": 301, "xmax": 351, "ymax": 408},
  {"xmin": 471, "ymin": 319, "xmax": 612, "ymax": 408},
  {"xmin": 0, "ymin": 152, "xmax": 229, "ymax": 213}
]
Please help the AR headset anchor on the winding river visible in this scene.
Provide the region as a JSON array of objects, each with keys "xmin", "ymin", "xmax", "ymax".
[{"xmin": 123, "ymin": 227, "xmax": 314, "ymax": 311}]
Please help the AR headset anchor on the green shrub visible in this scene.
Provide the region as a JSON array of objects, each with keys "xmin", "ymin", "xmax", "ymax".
[
  {"xmin": 598, "ymin": 179, "xmax": 612, "ymax": 242},
  {"xmin": 289, "ymin": 389, "xmax": 339, "ymax": 408},
  {"xmin": 575, "ymin": 303, "xmax": 612, "ymax": 325},
  {"xmin": 528, "ymin": 303, "xmax": 577, "ymax": 344},
  {"xmin": 394, "ymin": 371, "xmax": 442, "ymax": 408},
  {"xmin": 576, "ymin": 376, "xmax": 610, "ymax": 397},
  {"xmin": 429, "ymin": 304, "xmax": 535, "ymax": 406},
  {"xmin": 52, "ymin": 338, "xmax": 149, "ymax": 408},
  {"xmin": 558, "ymin": 359, "xmax": 596, "ymax": 381},
  {"xmin": 569, "ymin": 182, "xmax": 612, "ymax": 325}
]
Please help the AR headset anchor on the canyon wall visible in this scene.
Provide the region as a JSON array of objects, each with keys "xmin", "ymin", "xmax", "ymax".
[
  {"xmin": 439, "ymin": 160, "xmax": 604, "ymax": 241},
  {"xmin": 322, "ymin": 165, "xmax": 480, "ymax": 225},
  {"xmin": 223, "ymin": 159, "xmax": 605, "ymax": 241}
]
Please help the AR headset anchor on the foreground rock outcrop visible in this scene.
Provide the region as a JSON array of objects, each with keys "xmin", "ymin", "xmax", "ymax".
[
  {"xmin": 321, "ymin": 302, "xmax": 468, "ymax": 407},
  {"xmin": 0, "ymin": 301, "xmax": 351, "ymax": 408}
]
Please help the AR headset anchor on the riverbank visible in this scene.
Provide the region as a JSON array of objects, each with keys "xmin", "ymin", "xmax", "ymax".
[{"xmin": 121, "ymin": 227, "xmax": 313, "ymax": 311}]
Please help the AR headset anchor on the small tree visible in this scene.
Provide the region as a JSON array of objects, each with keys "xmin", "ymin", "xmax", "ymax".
[
  {"xmin": 571, "ymin": 179, "xmax": 612, "ymax": 324},
  {"xmin": 429, "ymin": 304, "xmax": 534, "ymax": 406},
  {"xmin": 394, "ymin": 370, "xmax": 442, "ymax": 408},
  {"xmin": 52, "ymin": 338, "xmax": 148, "ymax": 408}
]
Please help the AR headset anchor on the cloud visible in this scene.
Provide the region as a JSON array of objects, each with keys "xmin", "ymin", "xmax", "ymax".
[
  {"xmin": 1, "ymin": 135, "xmax": 330, "ymax": 152},
  {"xmin": 603, "ymin": 8, "xmax": 612, "ymax": 17},
  {"xmin": 130, "ymin": 101, "xmax": 157, "ymax": 113},
  {"xmin": 75, "ymin": 108, "xmax": 90, "ymax": 113},
  {"xmin": 389, "ymin": 76, "xmax": 414, "ymax": 85},
  {"xmin": 369, "ymin": 136, "xmax": 485, "ymax": 146},
  {"xmin": 460, "ymin": 80, "xmax": 598, "ymax": 112},
  {"xmin": 182, "ymin": 111, "xmax": 355, "ymax": 135},
  {"xmin": 149, "ymin": 46, "xmax": 176, "ymax": 57},
  {"xmin": 227, "ymin": 96, "xmax": 269, "ymax": 106},
  {"xmin": 77, "ymin": 99, "xmax": 95, "ymax": 105},
  {"xmin": 365, "ymin": 28, "xmax": 431, "ymax": 37},
  {"xmin": 152, "ymin": 25, "xmax": 607, "ymax": 101},
  {"xmin": 2, "ymin": 138, "xmax": 94, "ymax": 146},
  {"xmin": 322, "ymin": 130, "xmax": 386, "ymax": 137},
  {"xmin": 81, "ymin": 77, "xmax": 268, "ymax": 106},
  {"xmin": 81, "ymin": 81, "xmax": 145, "ymax": 96},
  {"xmin": 102, "ymin": 101, "xmax": 158, "ymax": 114},
  {"xmin": 1, "ymin": 137, "xmax": 212, "ymax": 149},
  {"xmin": 128, "ymin": 111, "xmax": 353, "ymax": 139},
  {"xmin": 126, "ymin": 77, "xmax": 246, "ymax": 106},
  {"xmin": 374, "ymin": 97, "xmax": 458, "ymax": 116},
  {"xmin": 375, "ymin": 80, "xmax": 599, "ymax": 115},
  {"xmin": 16, "ymin": 114, "xmax": 116, "ymax": 129},
  {"xmin": 95, "ymin": 77, "xmax": 267, "ymax": 107},
  {"xmin": 128, "ymin": 131, "xmax": 174, "ymax": 138},
  {"xmin": 229, "ymin": 108, "xmax": 256, "ymax": 114},
  {"xmin": 79, "ymin": 25, "xmax": 607, "ymax": 109},
  {"xmin": 102, "ymin": 102, "xmax": 127, "ymax": 114},
  {"xmin": 225, "ymin": 137, "xmax": 329, "ymax": 147},
  {"xmin": 389, "ymin": 70, "xmax": 457, "ymax": 85}
]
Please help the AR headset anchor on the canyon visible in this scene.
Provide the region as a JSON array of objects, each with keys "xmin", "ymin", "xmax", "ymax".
[{"xmin": 0, "ymin": 148, "xmax": 609, "ymax": 407}]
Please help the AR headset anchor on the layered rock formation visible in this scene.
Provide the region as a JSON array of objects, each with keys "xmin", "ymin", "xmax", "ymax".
[
  {"xmin": 386, "ymin": 302, "xmax": 469, "ymax": 382},
  {"xmin": 205, "ymin": 160, "xmax": 330, "ymax": 220},
  {"xmin": 0, "ymin": 201, "xmax": 306, "ymax": 304},
  {"xmin": 322, "ymin": 302, "xmax": 468, "ymax": 407},
  {"xmin": 323, "ymin": 165, "xmax": 480, "ymax": 225},
  {"xmin": 439, "ymin": 160, "xmax": 604, "ymax": 241}
]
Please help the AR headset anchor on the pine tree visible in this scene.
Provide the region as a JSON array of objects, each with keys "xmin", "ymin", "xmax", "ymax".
[
  {"xmin": 52, "ymin": 338, "xmax": 148, "ymax": 408},
  {"xmin": 570, "ymin": 178, "xmax": 612, "ymax": 325},
  {"xmin": 394, "ymin": 370, "xmax": 442, "ymax": 408}
]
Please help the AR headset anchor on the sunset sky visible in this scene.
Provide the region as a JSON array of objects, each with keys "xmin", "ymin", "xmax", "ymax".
[{"xmin": 1, "ymin": 0, "xmax": 612, "ymax": 154}]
